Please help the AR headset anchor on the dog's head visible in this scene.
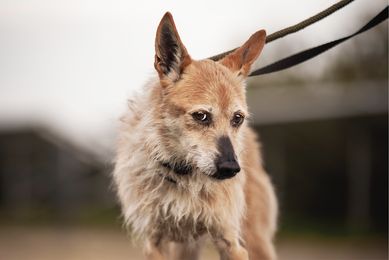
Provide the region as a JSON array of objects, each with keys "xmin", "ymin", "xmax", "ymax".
[{"xmin": 153, "ymin": 12, "xmax": 265, "ymax": 180}]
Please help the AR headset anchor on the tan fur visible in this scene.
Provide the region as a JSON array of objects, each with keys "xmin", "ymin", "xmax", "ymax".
[{"xmin": 113, "ymin": 12, "xmax": 277, "ymax": 260}]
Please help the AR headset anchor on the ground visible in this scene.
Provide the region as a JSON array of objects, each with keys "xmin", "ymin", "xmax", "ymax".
[{"xmin": 0, "ymin": 226, "xmax": 386, "ymax": 260}]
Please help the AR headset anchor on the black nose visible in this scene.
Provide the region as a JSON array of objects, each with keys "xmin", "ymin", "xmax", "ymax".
[
  {"xmin": 214, "ymin": 160, "xmax": 241, "ymax": 180},
  {"xmin": 212, "ymin": 136, "xmax": 240, "ymax": 180}
]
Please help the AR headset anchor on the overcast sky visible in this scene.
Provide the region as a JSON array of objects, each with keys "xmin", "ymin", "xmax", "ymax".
[{"xmin": 0, "ymin": 0, "xmax": 386, "ymax": 150}]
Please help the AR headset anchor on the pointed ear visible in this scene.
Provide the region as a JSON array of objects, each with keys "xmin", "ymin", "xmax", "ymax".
[
  {"xmin": 219, "ymin": 30, "xmax": 266, "ymax": 77},
  {"xmin": 154, "ymin": 12, "xmax": 191, "ymax": 81}
]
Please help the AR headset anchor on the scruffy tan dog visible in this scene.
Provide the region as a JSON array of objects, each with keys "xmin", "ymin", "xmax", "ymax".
[{"xmin": 113, "ymin": 12, "xmax": 277, "ymax": 260}]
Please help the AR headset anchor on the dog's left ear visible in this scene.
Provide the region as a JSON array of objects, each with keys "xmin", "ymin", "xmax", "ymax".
[
  {"xmin": 219, "ymin": 30, "xmax": 266, "ymax": 77},
  {"xmin": 154, "ymin": 12, "xmax": 191, "ymax": 81}
]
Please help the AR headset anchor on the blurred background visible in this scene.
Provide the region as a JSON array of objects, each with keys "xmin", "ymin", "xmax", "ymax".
[{"xmin": 0, "ymin": 0, "xmax": 387, "ymax": 259}]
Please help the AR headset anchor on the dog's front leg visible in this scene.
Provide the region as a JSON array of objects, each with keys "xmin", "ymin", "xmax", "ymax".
[
  {"xmin": 144, "ymin": 236, "xmax": 166, "ymax": 260},
  {"xmin": 213, "ymin": 232, "xmax": 248, "ymax": 260}
]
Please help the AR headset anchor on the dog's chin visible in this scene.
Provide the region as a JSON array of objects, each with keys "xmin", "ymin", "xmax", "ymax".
[{"xmin": 209, "ymin": 171, "xmax": 238, "ymax": 180}]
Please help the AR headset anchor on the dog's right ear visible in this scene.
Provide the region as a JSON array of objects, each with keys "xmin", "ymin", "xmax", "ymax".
[{"xmin": 154, "ymin": 12, "xmax": 191, "ymax": 82}]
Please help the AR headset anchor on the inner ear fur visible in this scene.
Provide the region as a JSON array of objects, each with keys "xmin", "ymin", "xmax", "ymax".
[
  {"xmin": 154, "ymin": 12, "xmax": 191, "ymax": 81},
  {"xmin": 219, "ymin": 30, "xmax": 266, "ymax": 77}
]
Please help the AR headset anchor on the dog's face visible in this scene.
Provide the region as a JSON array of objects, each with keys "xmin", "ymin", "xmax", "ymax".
[{"xmin": 153, "ymin": 13, "xmax": 266, "ymax": 180}]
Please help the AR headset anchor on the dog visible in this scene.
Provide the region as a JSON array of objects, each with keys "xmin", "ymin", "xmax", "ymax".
[{"xmin": 112, "ymin": 12, "xmax": 278, "ymax": 260}]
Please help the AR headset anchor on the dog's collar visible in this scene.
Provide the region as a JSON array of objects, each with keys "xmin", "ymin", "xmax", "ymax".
[
  {"xmin": 158, "ymin": 160, "xmax": 193, "ymax": 185},
  {"xmin": 160, "ymin": 161, "xmax": 193, "ymax": 175}
]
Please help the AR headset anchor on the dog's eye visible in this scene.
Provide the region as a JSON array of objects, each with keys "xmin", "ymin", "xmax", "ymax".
[
  {"xmin": 192, "ymin": 111, "xmax": 211, "ymax": 125},
  {"xmin": 231, "ymin": 112, "xmax": 245, "ymax": 127}
]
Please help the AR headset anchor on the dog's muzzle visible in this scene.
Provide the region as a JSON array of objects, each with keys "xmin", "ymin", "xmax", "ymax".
[{"xmin": 211, "ymin": 136, "xmax": 241, "ymax": 180}]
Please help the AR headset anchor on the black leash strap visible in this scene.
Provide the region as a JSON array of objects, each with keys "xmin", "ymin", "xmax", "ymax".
[
  {"xmin": 249, "ymin": 6, "xmax": 388, "ymax": 76},
  {"xmin": 210, "ymin": 0, "xmax": 355, "ymax": 61}
]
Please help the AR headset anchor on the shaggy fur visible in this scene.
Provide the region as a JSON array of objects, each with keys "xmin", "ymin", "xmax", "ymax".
[{"xmin": 113, "ymin": 12, "xmax": 278, "ymax": 260}]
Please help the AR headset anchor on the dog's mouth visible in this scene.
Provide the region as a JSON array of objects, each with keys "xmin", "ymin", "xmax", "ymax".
[{"xmin": 210, "ymin": 170, "xmax": 239, "ymax": 180}]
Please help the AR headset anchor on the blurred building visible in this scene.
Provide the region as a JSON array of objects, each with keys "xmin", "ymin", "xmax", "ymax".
[
  {"xmin": 248, "ymin": 79, "xmax": 388, "ymax": 234},
  {"xmin": 0, "ymin": 127, "xmax": 115, "ymax": 221}
]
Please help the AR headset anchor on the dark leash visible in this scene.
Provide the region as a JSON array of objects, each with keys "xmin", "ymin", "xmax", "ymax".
[
  {"xmin": 250, "ymin": 6, "xmax": 388, "ymax": 76},
  {"xmin": 209, "ymin": 0, "xmax": 356, "ymax": 61},
  {"xmin": 209, "ymin": 3, "xmax": 388, "ymax": 76}
]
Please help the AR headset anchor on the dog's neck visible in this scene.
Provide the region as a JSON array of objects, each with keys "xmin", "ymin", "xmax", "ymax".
[{"xmin": 158, "ymin": 172, "xmax": 177, "ymax": 184}]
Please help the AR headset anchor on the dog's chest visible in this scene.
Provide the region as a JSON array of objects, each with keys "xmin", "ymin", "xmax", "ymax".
[
  {"xmin": 139, "ymin": 182, "xmax": 223, "ymax": 241},
  {"xmin": 155, "ymin": 216, "xmax": 208, "ymax": 242}
]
